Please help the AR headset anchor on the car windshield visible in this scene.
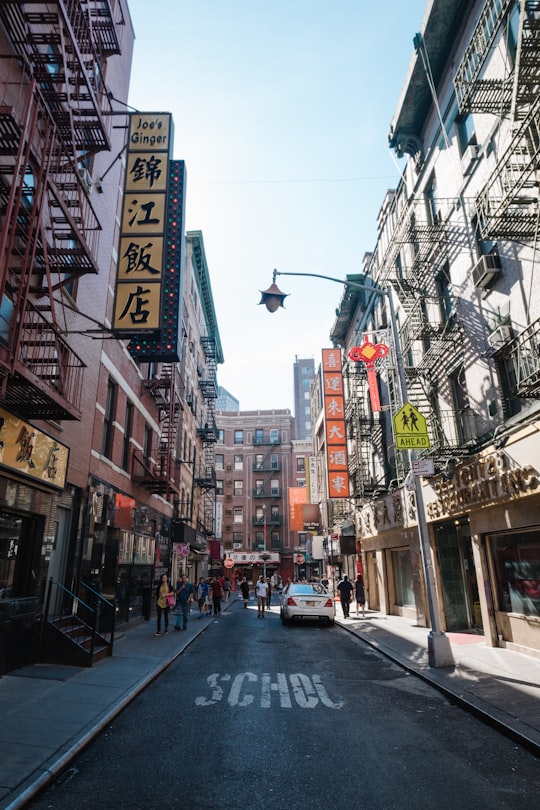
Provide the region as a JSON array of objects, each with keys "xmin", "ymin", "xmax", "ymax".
[{"xmin": 288, "ymin": 584, "xmax": 327, "ymax": 595}]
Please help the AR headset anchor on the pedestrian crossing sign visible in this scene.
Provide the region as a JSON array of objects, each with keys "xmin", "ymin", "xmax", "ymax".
[{"xmin": 393, "ymin": 402, "xmax": 430, "ymax": 449}]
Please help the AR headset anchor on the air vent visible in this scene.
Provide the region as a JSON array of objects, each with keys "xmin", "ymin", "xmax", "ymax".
[{"xmin": 472, "ymin": 254, "xmax": 502, "ymax": 288}]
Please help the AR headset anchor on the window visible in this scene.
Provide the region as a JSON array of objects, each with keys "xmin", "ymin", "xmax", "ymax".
[
  {"xmin": 101, "ymin": 378, "xmax": 117, "ymax": 459},
  {"xmin": 296, "ymin": 457, "xmax": 305, "ymax": 472},
  {"xmin": 270, "ymin": 505, "xmax": 279, "ymax": 520},
  {"xmin": 270, "ymin": 479, "xmax": 279, "ymax": 496},
  {"xmin": 271, "ymin": 531, "xmax": 280, "ymax": 548},
  {"xmin": 302, "ymin": 379, "xmax": 310, "ymax": 389},
  {"xmin": 233, "ymin": 507, "xmax": 243, "ymax": 524},
  {"xmin": 234, "ymin": 454, "xmax": 243, "ymax": 470},
  {"xmin": 122, "ymin": 401, "xmax": 133, "ymax": 471},
  {"xmin": 254, "ymin": 429, "xmax": 264, "ymax": 445},
  {"xmin": 234, "ymin": 430, "xmax": 243, "ymax": 444},
  {"xmin": 255, "ymin": 530, "xmax": 264, "ymax": 548},
  {"xmin": 233, "ymin": 532, "xmax": 243, "ymax": 544},
  {"xmin": 269, "ymin": 428, "xmax": 279, "ymax": 443},
  {"xmin": 302, "ymin": 366, "xmax": 311, "ymax": 374},
  {"xmin": 255, "ymin": 454, "xmax": 264, "ymax": 470},
  {"xmin": 270, "ymin": 454, "xmax": 279, "ymax": 469},
  {"xmin": 456, "ymin": 113, "xmax": 477, "ymax": 153},
  {"xmin": 255, "ymin": 479, "xmax": 264, "ymax": 496},
  {"xmin": 217, "ymin": 429, "xmax": 224, "ymax": 443},
  {"xmin": 304, "ymin": 392, "xmax": 310, "ymax": 400},
  {"xmin": 215, "ymin": 480, "xmax": 223, "ymax": 496},
  {"xmin": 215, "ymin": 454, "xmax": 224, "ymax": 470},
  {"xmin": 448, "ymin": 364, "xmax": 470, "ymax": 443},
  {"xmin": 436, "ymin": 264, "xmax": 454, "ymax": 322},
  {"xmin": 234, "ymin": 480, "xmax": 243, "ymax": 496},
  {"xmin": 143, "ymin": 424, "xmax": 152, "ymax": 465}
]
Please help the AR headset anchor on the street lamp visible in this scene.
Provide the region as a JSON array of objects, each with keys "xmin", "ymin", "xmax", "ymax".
[
  {"xmin": 259, "ymin": 269, "xmax": 454, "ymax": 668},
  {"xmin": 261, "ymin": 504, "xmax": 269, "ymax": 579}
]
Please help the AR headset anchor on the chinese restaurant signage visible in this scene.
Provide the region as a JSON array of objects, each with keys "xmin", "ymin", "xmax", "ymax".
[
  {"xmin": 113, "ymin": 113, "xmax": 174, "ymax": 335},
  {"xmin": 0, "ymin": 406, "xmax": 69, "ymax": 489},
  {"xmin": 289, "ymin": 486, "xmax": 307, "ymax": 531},
  {"xmin": 322, "ymin": 348, "xmax": 350, "ymax": 498}
]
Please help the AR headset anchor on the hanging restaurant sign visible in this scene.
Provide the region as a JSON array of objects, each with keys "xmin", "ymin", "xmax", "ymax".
[
  {"xmin": 321, "ymin": 348, "xmax": 350, "ymax": 498},
  {"xmin": 113, "ymin": 113, "xmax": 174, "ymax": 335},
  {"xmin": 0, "ymin": 406, "xmax": 69, "ymax": 490}
]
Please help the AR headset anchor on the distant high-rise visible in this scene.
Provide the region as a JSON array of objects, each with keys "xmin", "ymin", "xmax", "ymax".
[
  {"xmin": 217, "ymin": 386, "xmax": 240, "ymax": 412},
  {"xmin": 293, "ymin": 357, "xmax": 315, "ymax": 440}
]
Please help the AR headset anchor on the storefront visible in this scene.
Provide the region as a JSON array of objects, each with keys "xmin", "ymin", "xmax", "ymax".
[
  {"xmin": 0, "ymin": 410, "xmax": 73, "ymax": 674},
  {"xmin": 424, "ymin": 435, "xmax": 540, "ymax": 655}
]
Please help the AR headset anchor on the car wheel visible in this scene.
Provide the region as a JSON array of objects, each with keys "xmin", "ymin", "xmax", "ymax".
[{"xmin": 328, "ymin": 618, "xmax": 335, "ymax": 626}]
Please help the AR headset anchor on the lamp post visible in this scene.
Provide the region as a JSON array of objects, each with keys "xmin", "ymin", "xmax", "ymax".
[
  {"xmin": 259, "ymin": 269, "xmax": 454, "ymax": 668},
  {"xmin": 261, "ymin": 504, "xmax": 268, "ymax": 579}
]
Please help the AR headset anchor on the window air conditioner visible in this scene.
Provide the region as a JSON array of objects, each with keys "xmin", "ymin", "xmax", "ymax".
[
  {"xmin": 233, "ymin": 543, "xmax": 242, "ymax": 549},
  {"xmin": 488, "ymin": 324, "xmax": 514, "ymax": 350},
  {"xmin": 77, "ymin": 166, "xmax": 93, "ymax": 192},
  {"xmin": 472, "ymin": 254, "xmax": 502, "ymax": 289},
  {"xmin": 461, "ymin": 143, "xmax": 480, "ymax": 176}
]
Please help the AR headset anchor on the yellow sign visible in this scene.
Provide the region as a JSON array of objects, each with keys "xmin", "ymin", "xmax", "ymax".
[
  {"xmin": 0, "ymin": 407, "xmax": 69, "ymax": 489},
  {"xmin": 393, "ymin": 402, "xmax": 431, "ymax": 449}
]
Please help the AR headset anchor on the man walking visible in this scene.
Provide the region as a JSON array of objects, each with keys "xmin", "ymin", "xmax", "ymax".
[
  {"xmin": 255, "ymin": 575, "xmax": 268, "ymax": 618},
  {"xmin": 175, "ymin": 575, "xmax": 194, "ymax": 631},
  {"xmin": 337, "ymin": 574, "xmax": 354, "ymax": 619}
]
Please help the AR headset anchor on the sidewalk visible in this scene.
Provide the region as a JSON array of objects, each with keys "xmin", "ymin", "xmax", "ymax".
[{"xmin": 1, "ymin": 598, "xmax": 539, "ymax": 809}]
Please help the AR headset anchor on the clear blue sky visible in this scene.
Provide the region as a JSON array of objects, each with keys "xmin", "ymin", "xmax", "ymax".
[{"xmin": 127, "ymin": 0, "xmax": 428, "ymax": 411}]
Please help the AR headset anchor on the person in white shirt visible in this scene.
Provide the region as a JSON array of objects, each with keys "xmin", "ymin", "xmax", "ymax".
[{"xmin": 255, "ymin": 575, "xmax": 269, "ymax": 619}]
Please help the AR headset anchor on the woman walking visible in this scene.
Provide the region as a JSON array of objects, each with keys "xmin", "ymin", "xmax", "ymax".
[
  {"xmin": 155, "ymin": 573, "xmax": 173, "ymax": 635},
  {"xmin": 355, "ymin": 573, "xmax": 366, "ymax": 618}
]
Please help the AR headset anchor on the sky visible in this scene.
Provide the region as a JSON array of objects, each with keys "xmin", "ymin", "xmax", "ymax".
[{"xmin": 126, "ymin": 0, "xmax": 428, "ymax": 412}]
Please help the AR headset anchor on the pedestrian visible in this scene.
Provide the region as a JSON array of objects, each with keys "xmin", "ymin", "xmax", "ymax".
[
  {"xmin": 196, "ymin": 576, "xmax": 208, "ymax": 618},
  {"xmin": 240, "ymin": 576, "xmax": 250, "ymax": 608},
  {"xmin": 266, "ymin": 577, "xmax": 272, "ymax": 609},
  {"xmin": 255, "ymin": 575, "xmax": 268, "ymax": 618},
  {"xmin": 211, "ymin": 576, "xmax": 223, "ymax": 615},
  {"xmin": 223, "ymin": 576, "xmax": 231, "ymax": 602},
  {"xmin": 205, "ymin": 578, "xmax": 213, "ymax": 616},
  {"xmin": 175, "ymin": 574, "xmax": 194, "ymax": 631},
  {"xmin": 355, "ymin": 573, "xmax": 366, "ymax": 618},
  {"xmin": 155, "ymin": 573, "xmax": 173, "ymax": 635},
  {"xmin": 337, "ymin": 574, "xmax": 354, "ymax": 619}
]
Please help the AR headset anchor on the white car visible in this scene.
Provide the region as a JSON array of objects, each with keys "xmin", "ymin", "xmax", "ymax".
[{"xmin": 280, "ymin": 583, "xmax": 335, "ymax": 626}]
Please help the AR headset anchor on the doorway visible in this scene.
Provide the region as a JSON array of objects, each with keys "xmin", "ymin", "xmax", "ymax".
[{"xmin": 435, "ymin": 518, "xmax": 482, "ymax": 631}]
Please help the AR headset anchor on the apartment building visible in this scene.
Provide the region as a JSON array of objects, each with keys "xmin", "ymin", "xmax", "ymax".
[
  {"xmin": 330, "ymin": 0, "xmax": 540, "ymax": 656},
  {"xmin": 0, "ymin": 3, "xmax": 222, "ymax": 673},
  {"xmin": 215, "ymin": 410, "xmax": 296, "ymax": 583}
]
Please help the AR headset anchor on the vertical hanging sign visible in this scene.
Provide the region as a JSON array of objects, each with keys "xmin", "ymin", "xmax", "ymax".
[
  {"xmin": 113, "ymin": 113, "xmax": 174, "ymax": 335},
  {"xmin": 322, "ymin": 348, "xmax": 350, "ymax": 498}
]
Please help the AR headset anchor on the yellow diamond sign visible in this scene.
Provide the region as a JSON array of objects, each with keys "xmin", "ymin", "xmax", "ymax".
[{"xmin": 393, "ymin": 402, "xmax": 431, "ymax": 449}]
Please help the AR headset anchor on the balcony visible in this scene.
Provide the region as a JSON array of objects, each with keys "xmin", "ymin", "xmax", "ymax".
[
  {"xmin": 499, "ymin": 316, "xmax": 540, "ymax": 398},
  {"xmin": 252, "ymin": 462, "xmax": 281, "ymax": 472},
  {"xmin": 253, "ymin": 436, "xmax": 281, "ymax": 446},
  {"xmin": 252, "ymin": 488, "xmax": 282, "ymax": 498}
]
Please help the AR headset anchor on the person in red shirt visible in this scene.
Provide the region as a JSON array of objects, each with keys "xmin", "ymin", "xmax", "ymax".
[{"xmin": 211, "ymin": 576, "xmax": 223, "ymax": 616}]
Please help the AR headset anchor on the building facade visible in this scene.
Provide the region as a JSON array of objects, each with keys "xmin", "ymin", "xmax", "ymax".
[
  {"xmin": 215, "ymin": 409, "xmax": 296, "ymax": 584},
  {"xmin": 329, "ymin": 0, "xmax": 540, "ymax": 657}
]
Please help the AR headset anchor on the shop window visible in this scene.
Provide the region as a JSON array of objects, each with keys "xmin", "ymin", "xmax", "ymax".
[{"xmin": 490, "ymin": 530, "xmax": 540, "ymax": 618}]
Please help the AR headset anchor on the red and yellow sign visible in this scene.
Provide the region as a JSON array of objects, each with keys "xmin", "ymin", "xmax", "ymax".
[
  {"xmin": 113, "ymin": 113, "xmax": 174, "ymax": 334},
  {"xmin": 322, "ymin": 349, "xmax": 349, "ymax": 498},
  {"xmin": 289, "ymin": 487, "xmax": 307, "ymax": 531},
  {"xmin": 0, "ymin": 407, "xmax": 69, "ymax": 490}
]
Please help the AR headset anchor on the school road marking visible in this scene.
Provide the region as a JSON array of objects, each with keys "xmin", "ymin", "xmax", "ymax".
[{"xmin": 195, "ymin": 672, "xmax": 344, "ymax": 709}]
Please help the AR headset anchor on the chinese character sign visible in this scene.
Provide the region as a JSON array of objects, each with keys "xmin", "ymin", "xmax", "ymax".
[
  {"xmin": 113, "ymin": 113, "xmax": 174, "ymax": 335},
  {"xmin": 0, "ymin": 406, "xmax": 69, "ymax": 490},
  {"xmin": 322, "ymin": 349, "xmax": 350, "ymax": 498}
]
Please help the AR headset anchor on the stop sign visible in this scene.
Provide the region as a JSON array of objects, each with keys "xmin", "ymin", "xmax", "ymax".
[{"xmin": 224, "ymin": 558, "xmax": 234, "ymax": 569}]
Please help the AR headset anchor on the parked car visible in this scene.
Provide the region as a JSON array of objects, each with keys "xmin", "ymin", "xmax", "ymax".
[{"xmin": 280, "ymin": 582, "xmax": 335, "ymax": 626}]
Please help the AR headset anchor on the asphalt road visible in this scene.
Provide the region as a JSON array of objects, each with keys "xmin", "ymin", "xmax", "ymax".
[{"xmin": 29, "ymin": 603, "xmax": 539, "ymax": 810}]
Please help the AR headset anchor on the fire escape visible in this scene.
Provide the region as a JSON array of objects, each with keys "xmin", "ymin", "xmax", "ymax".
[
  {"xmin": 195, "ymin": 336, "xmax": 218, "ymax": 537},
  {"xmin": 454, "ymin": 0, "xmax": 540, "ymax": 398},
  {"xmin": 134, "ymin": 364, "xmax": 182, "ymax": 499},
  {"xmin": 0, "ymin": 1, "xmax": 123, "ymax": 420}
]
